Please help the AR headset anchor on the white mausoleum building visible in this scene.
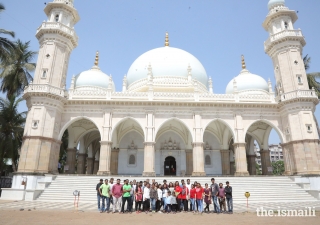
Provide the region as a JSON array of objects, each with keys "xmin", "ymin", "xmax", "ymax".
[{"xmin": 12, "ymin": 0, "xmax": 320, "ymax": 187}]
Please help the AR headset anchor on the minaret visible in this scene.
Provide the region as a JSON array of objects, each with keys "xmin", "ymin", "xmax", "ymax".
[
  {"xmin": 263, "ymin": 0, "xmax": 307, "ymax": 93},
  {"xmin": 263, "ymin": 0, "xmax": 320, "ymax": 175},
  {"xmin": 33, "ymin": 0, "xmax": 79, "ymax": 88},
  {"xmin": 18, "ymin": 0, "xmax": 80, "ymax": 174}
]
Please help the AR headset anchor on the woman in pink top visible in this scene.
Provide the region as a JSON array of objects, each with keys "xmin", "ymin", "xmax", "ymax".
[{"xmin": 218, "ymin": 183, "xmax": 226, "ymax": 212}]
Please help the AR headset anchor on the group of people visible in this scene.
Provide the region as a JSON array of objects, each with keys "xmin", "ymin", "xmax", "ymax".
[{"xmin": 96, "ymin": 178, "xmax": 233, "ymax": 214}]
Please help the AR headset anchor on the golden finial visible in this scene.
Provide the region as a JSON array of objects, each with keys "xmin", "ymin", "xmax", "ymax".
[
  {"xmin": 241, "ymin": 55, "xmax": 246, "ymax": 69},
  {"xmin": 165, "ymin": 32, "xmax": 169, "ymax": 47},
  {"xmin": 94, "ymin": 51, "xmax": 99, "ymax": 66}
]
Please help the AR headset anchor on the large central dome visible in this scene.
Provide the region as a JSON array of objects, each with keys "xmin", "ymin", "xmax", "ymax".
[{"xmin": 126, "ymin": 46, "xmax": 208, "ymax": 87}]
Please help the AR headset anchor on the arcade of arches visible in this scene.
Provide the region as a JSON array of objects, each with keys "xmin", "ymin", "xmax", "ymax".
[{"xmin": 59, "ymin": 118, "xmax": 281, "ymax": 176}]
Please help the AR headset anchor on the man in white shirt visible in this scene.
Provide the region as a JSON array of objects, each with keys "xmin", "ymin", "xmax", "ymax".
[
  {"xmin": 186, "ymin": 179, "xmax": 192, "ymax": 211},
  {"xmin": 132, "ymin": 180, "xmax": 137, "ymax": 211},
  {"xmin": 143, "ymin": 183, "xmax": 151, "ymax": 214}
]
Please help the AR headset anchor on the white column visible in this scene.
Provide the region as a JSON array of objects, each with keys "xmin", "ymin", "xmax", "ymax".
[
  {"xmin": 143, "ymin": 111, "xmax": 155, "ymax": 176},
  {"xmin": 192, "ymin": 142, "xmax": 206, "ymax": 176},
  {"xmin": 97, "ymin": 141, "xmax": 112, "ymax": 175},
  {"xmin": 233, "ymin": 143, "xmax": 249, "ymax": 176},
  {"xmin": 142, "ymin": 142, "xmax": 156, "ymax": 176}
]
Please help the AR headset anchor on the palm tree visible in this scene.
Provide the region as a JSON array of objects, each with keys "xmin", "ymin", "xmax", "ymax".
[
  {"xmin": 0, "ymin": 39, "xmax": 37, "ymax": 98},
  {"xmin": 0, "ymin": 96, "xmax": 26, "ymax": 173},
  {"xmin": 303, "ymin": 55, "xmax": 320, "ymax": 98},
  {"xmin": 303, "ymin": 55, "xmax": 320, "ymax": 138},
  {"xmin": 0, "ymin": 3, "xmax": 15, "ymax": 62}
]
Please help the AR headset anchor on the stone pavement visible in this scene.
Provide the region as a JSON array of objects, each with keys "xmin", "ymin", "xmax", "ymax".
[{"xmin": 0, "ymin": 200, "xmax": 320, "ymax": 213}]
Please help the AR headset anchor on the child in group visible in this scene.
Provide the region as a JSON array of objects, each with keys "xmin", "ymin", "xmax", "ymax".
[
  {"xmin": 165, "ymin": 191, "xmax": 172, "ymax": 213},
  {"xmin": 171, "ymin": 192, "xmax": 177, "ymax": 214}
]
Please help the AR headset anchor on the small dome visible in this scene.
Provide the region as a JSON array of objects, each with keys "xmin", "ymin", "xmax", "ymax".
[
  {"xmin": 75, "ymin": 66, "xmax": 115, "ymax": 91},
  {"xmin": 126, "ymin": 46, "xmax": 208, "ymax": 87},
  {"xmin": 226, "ymin": 69, "xmax": 269, "ymax": 94},
  {"xmin": 268, "ymin": 0, "xmax": 285, "ymax": 10}
]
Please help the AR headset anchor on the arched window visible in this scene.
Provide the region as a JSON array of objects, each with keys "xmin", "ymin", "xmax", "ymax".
[
  {"xmin": 55, "ymin": 14, "xmax": 60, "ymax": 22},
  {"xmin": 284, "ymin": 22, "xmax": 288, "ymax": 29},
  {"xmin": 129, "ymin": 154, "xmax": 135, "ymax": 165},
  {"xmin": 205, "ymin": 155, "xmax": 211, "ymax": 165}
]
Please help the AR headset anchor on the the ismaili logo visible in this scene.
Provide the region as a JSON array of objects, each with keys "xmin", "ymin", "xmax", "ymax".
[{"xmin": 256, "ymin": 207, "xmax": 316, "ymax": 217}]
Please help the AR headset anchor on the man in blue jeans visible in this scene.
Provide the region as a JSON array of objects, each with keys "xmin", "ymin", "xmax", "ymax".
[
  {"xmin": 210, "ymin": 178, "xmax": 220, "ymax": 213},
  {"xmin": 96, "ymin": 179, "xmax": 103, "ymax": 211},
  {"xmin": 99, "ymin": 179, "xmax": 111, "ymax": 213},
  {"xmin": 225, "ymin": 181, "xmax": 233, "ymax": 214}
]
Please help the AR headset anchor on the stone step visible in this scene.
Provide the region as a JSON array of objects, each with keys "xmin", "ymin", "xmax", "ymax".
[{"xmin": 36, "ymin": 175, "xmax": 318, "ymax": 203}]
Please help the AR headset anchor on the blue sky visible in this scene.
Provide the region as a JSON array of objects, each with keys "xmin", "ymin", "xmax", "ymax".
[{"xmin": 1, "ymin": 0, "xmax": 320, "ymax": 144}]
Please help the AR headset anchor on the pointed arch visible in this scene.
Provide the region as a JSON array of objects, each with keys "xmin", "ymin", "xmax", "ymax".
[
  {"xmin": 155, "ymin": 117, "xmax": 193, "ymax": 143},
  {"xmin": 244, "ymin": 119, "xmax": 284, "ymax": 143},
  {"xmin": 111, "ymin": 117, "xmax": 145, "ymax": 142},
  {"xmin": 58, "ymin": 116, "xmax": 101, "ymax": 140}
]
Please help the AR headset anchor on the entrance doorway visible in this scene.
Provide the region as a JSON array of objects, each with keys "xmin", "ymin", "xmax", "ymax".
[{"xmin": 164, "ymin": 156, "xmax": 176, "ymax": 176}]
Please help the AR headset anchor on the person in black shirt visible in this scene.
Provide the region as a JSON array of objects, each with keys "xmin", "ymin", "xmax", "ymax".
[
  {"xmin": 96, "ymin": 179, "xmax": 103, "ymax": 211},
  {"xmin": 225, "ymin": 181, "xmax": 233, "ymax": 214}
]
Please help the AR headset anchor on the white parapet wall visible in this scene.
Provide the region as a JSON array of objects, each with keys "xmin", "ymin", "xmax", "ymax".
[{"xmin": 1, "ymin": 174, "xmax": 55, "ymax": 201}]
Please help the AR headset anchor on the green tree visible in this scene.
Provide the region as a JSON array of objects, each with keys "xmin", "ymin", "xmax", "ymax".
[
  {"xmin": 59, "ymin": 130, "xmax": 69, "ymax": 173},
  {"xmin": 0, "ymin": 39, "xmax": 37, "ymax": 98},
  {"xmin": 0, "ymin": 96, "xmax": 26, "ymax": 173},
  {"xmin": 303, "ymin": 55, "xmax": 320, "ymax": 98},
  {"xmin": 303, "ymin": 55, "xmax": 320, "ymax": 137},
  {"xmin": 256, "ymin": 163, "xmax": 262, "ymax": 175},
  {"xmin": 0, "ymin": 3, "xmax": 15, "ymax": 63},
  {"xmin": 271, "ymin": 161, "xmax": 285, "ymax": 175}
]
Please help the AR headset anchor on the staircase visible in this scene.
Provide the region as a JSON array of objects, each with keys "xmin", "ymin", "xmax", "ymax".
[{"xmin": 37, "ymin": 175, "xmax": 318, "ymax": 203}]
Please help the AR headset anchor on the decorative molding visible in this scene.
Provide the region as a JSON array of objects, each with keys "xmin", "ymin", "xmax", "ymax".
[
  {"xmin": 160, "ymin": 138, "xmax": 180, "ymax": 150},
  {"xmin": 22, "ymin": 136, "xmax": 62, "ymax": 144}
]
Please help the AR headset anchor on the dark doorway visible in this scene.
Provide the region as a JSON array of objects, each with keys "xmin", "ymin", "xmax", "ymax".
[{"xmin": 164, "ymin": 156, "xmax": 176, "ymax": 176}]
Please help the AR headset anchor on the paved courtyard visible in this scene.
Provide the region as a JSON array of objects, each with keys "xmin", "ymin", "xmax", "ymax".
[
  {"xmin": 1, "ymin": 200, "xmax": 320, "ymax": 213},
  {"xmin": 0, "ymin": 208, "xmax": 319, "ymax": 225}
]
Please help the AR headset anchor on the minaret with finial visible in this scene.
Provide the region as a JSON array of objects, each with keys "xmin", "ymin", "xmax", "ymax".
[
  {"xmin": 263, "ymin": 0, "xmax": 320, "ymax": 175},
  {"xmin": 18, "ymin": 0, "xmax": 80, "ymax": 174},
  {"xmin": 32, "ymin": 0, "xmax": 80, "ymax": 88},
  {"xmin": 165, "ymin": 32, "xmax": 169, "ymax": 47}
]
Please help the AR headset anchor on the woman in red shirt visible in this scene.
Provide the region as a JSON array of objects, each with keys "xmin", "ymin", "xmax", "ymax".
[
  {"xmin": 174, "ymin": 181, "xmax": 182, "ymax": 212},
  {"xmin": 189, "ymin": 184, "xmax": 196, "ymax": 213},
  {"xmin": 195, "ymin": 182, "xmax": 204, "ymax": 213}
]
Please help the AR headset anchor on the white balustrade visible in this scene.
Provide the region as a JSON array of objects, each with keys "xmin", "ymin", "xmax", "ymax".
[
  {"xmin": 265, "ymin": 29, "xmax": 303, "ymax": 50},
  {"xmin": 37, "ymin": 22, "xmax": 78, "ymax": 42},
  {"xmin": 53, "ymin": 0, "xmax": 74, "ymax": 7},
  {"xmin": 277, "ymin": 89, "xmax": 318, "ymax": 102},
  {"xmin": 268, "ymin": 6, "xmax": 289, "ymax": 16},
  {"xmin": 24, "ymin": 84, "xmax": 66, "ymax": 97}
]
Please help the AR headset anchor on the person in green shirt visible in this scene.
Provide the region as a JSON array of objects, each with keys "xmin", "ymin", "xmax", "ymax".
[
  {"xmin": 121, "ymin": 179, "xmax": 132, "ymax": 213},
  {"xmin": 99, "ymin": 179, "xmax": 111, "ymax": 213}
]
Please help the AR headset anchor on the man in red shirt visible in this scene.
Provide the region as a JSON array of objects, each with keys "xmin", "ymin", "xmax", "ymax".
[
  {"xmin": 174, "ymin": 181, "xmax": 182, "ymax": 212},
  {"xmin": 111, "ymin": 178, "xmax": 123, "ymax": 213}
]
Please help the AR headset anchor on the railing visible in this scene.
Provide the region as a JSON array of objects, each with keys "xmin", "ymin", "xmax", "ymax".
[
  {"xmin": 37, "ymin": 22, "xmax": 78, "ymax": 42},
  {"xmin": 127, "ymin": 76, "xmax": 208, "ymax": 92},
  {"xmin": 24, "ymin": 84, "xmax": 66, "ymax": 98},
  {"xmin": 264, "ymin": 29, "xmax": 303, "ymax": 50},
  {"xmin": 69, "ymin": 86, "xmax": 107, "ymax": 99},
  {"xmin": 275, "ymin": 89, "xmax": 318, "ymax": 102},
  {"xmin": 53, "ymin": 0, "xmax": 74, "ymax": 7},
  {"xmin": 268, "ymin": 6, "xmax": 289, "ymax": 16}
]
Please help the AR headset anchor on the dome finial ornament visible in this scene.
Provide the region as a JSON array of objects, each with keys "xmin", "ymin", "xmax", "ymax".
[
  {"xmin": 94, "ymin": 51, "xmax": 99, "ymax": 66},
  {"xmin": 241, "ymin": 55, "xmax": 246, "ymax": 69},
  {"xmin": 165, "ymin": 32, "xmax": 169, "ymax": 47}
]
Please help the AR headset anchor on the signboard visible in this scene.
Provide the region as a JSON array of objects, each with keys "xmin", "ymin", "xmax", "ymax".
[{"xmin": 267, "ymin": 167, "xmax": 273, "ymax": 172}]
